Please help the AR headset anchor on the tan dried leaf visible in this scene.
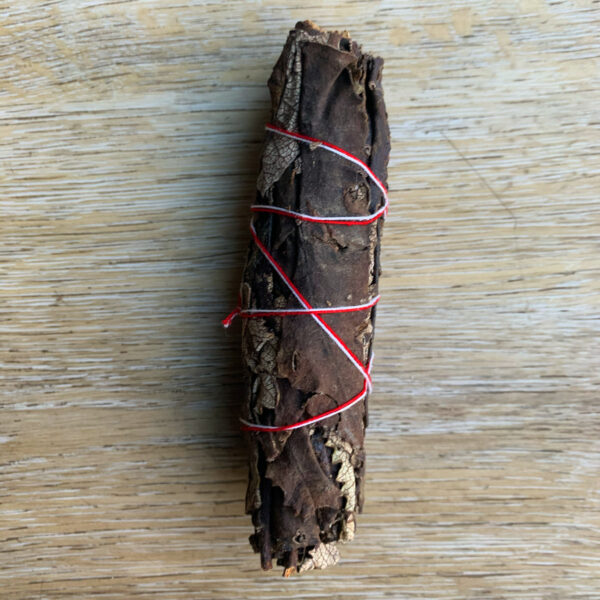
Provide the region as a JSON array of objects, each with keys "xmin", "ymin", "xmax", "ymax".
[
  {"xmin": 257, "ymin": 37, "xmax": 302, "ymax": 195},
  {"xmin": 259, "ymin": 373, "xmax": 279, "ymax": 410},
  {"xmin": 246, "ymin": 319, "xmax": 275, "ymax": 356},
  {"xmin": 244, "ymin": 319, "xmax": 279, "ymax": 412},
  {"xmin": 298, "ymin": 542, "xmax": 340, "ymax": 573},
  {"xmin": 326, "ymin": 431, "xmax": 357, "ymax": 541}
]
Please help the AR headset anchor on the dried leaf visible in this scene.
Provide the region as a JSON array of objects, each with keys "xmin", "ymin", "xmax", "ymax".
[
  {"xmin": 257, "ymin": 35, "xmax": 302, "ymax": 195},
  {"xmin": 244, "ymin": 319, "xmax": 280, "ymax": 412},
  {"xmin": 298, "ymin": 542, "xmax": 340, "ymax": 572},
  {"xmin": 326, "ymin": 430, "xmax": 357, "ymax": 540},
  {"xmin": 265, "ymin": 427, "xmax": 341, "ymax": 521}
]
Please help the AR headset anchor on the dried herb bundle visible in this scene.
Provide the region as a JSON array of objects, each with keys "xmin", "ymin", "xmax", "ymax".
[{"xmin": 237, "ymin": 20, "xmax": 390, "ymax": 575}]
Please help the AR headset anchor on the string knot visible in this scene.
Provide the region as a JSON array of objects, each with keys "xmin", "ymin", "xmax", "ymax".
[{"xmin": 222, "ymin": 306, "xmax": 241, "ymax": 328}]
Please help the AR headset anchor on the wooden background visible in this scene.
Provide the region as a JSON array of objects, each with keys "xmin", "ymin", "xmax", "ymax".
[{"xmin": 1, "ymin": 1, "xmax": 599, "ymax": 598}]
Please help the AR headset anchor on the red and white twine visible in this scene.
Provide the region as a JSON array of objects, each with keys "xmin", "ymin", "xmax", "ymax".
[{"xmin": 223, "ymin": 123, "xmax": 389, "ymax": 433}]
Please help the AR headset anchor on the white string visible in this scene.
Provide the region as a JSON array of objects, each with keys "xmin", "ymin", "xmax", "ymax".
[{"xmin": 240, "ymin": 294, "xmax": 380, "ymax": 316}]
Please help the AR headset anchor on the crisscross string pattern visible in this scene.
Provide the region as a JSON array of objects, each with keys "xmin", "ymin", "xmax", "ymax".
[{"xmin": 223, "ymin": 123, "xmax": 388, "ymax": 432}]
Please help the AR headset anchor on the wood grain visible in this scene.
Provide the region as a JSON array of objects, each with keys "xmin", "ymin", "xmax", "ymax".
[{"xmin": 1, "ymin": 1, "xmax": 599, "ymax": 598}]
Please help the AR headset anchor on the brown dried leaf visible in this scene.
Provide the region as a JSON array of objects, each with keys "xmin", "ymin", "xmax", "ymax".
[{"xmin": 265, "ymin": 428, "xmax": 341, "ymax": 520}]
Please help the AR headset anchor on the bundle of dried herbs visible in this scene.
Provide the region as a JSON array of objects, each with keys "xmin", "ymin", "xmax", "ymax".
[{"xmin": 233, "ymin": 20, "xmax": 390, "ymax": 575}]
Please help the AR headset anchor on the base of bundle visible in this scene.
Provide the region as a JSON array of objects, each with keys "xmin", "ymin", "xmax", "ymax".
[{"xmin": 249, "ymin": 530, "xmax": 346, "ymax": 576}]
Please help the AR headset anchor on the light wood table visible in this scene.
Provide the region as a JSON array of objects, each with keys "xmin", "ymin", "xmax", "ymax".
[{"xmin": 2, "ymin": 2, "xmax": 599, "ymax": 598}]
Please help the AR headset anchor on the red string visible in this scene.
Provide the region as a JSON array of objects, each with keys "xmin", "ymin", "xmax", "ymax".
[
  {"xmin": 225, "ymin": 124, "xmax": 388, "ymax": 433},
  {"xmin": 240, "ymin": 386, "xmax": 367, "ymax": 432},
  {"xmin": 264, "ymin": 123, "xmax": 388, "ymax": 199},
  {"xmin": 222, "ymin": 292, "xmax": 380, "ymax": 328},
  {"xmin": 240, "ymin": 358, "xmax": 373, "ymax": 432},
  {"xmin": 250, "ymin": 204, "xmax": 385, "ymax": 226}
]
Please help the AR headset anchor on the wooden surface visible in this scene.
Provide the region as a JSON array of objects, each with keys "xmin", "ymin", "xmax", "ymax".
[{"xmin": 1, "ymin": 1, "xmax": 599, "ymax": 598}]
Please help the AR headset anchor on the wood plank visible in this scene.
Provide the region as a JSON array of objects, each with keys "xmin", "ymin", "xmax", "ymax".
[{"xmin": 1, "ymin": 1, "xmax": 599, "ymax": 598}]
